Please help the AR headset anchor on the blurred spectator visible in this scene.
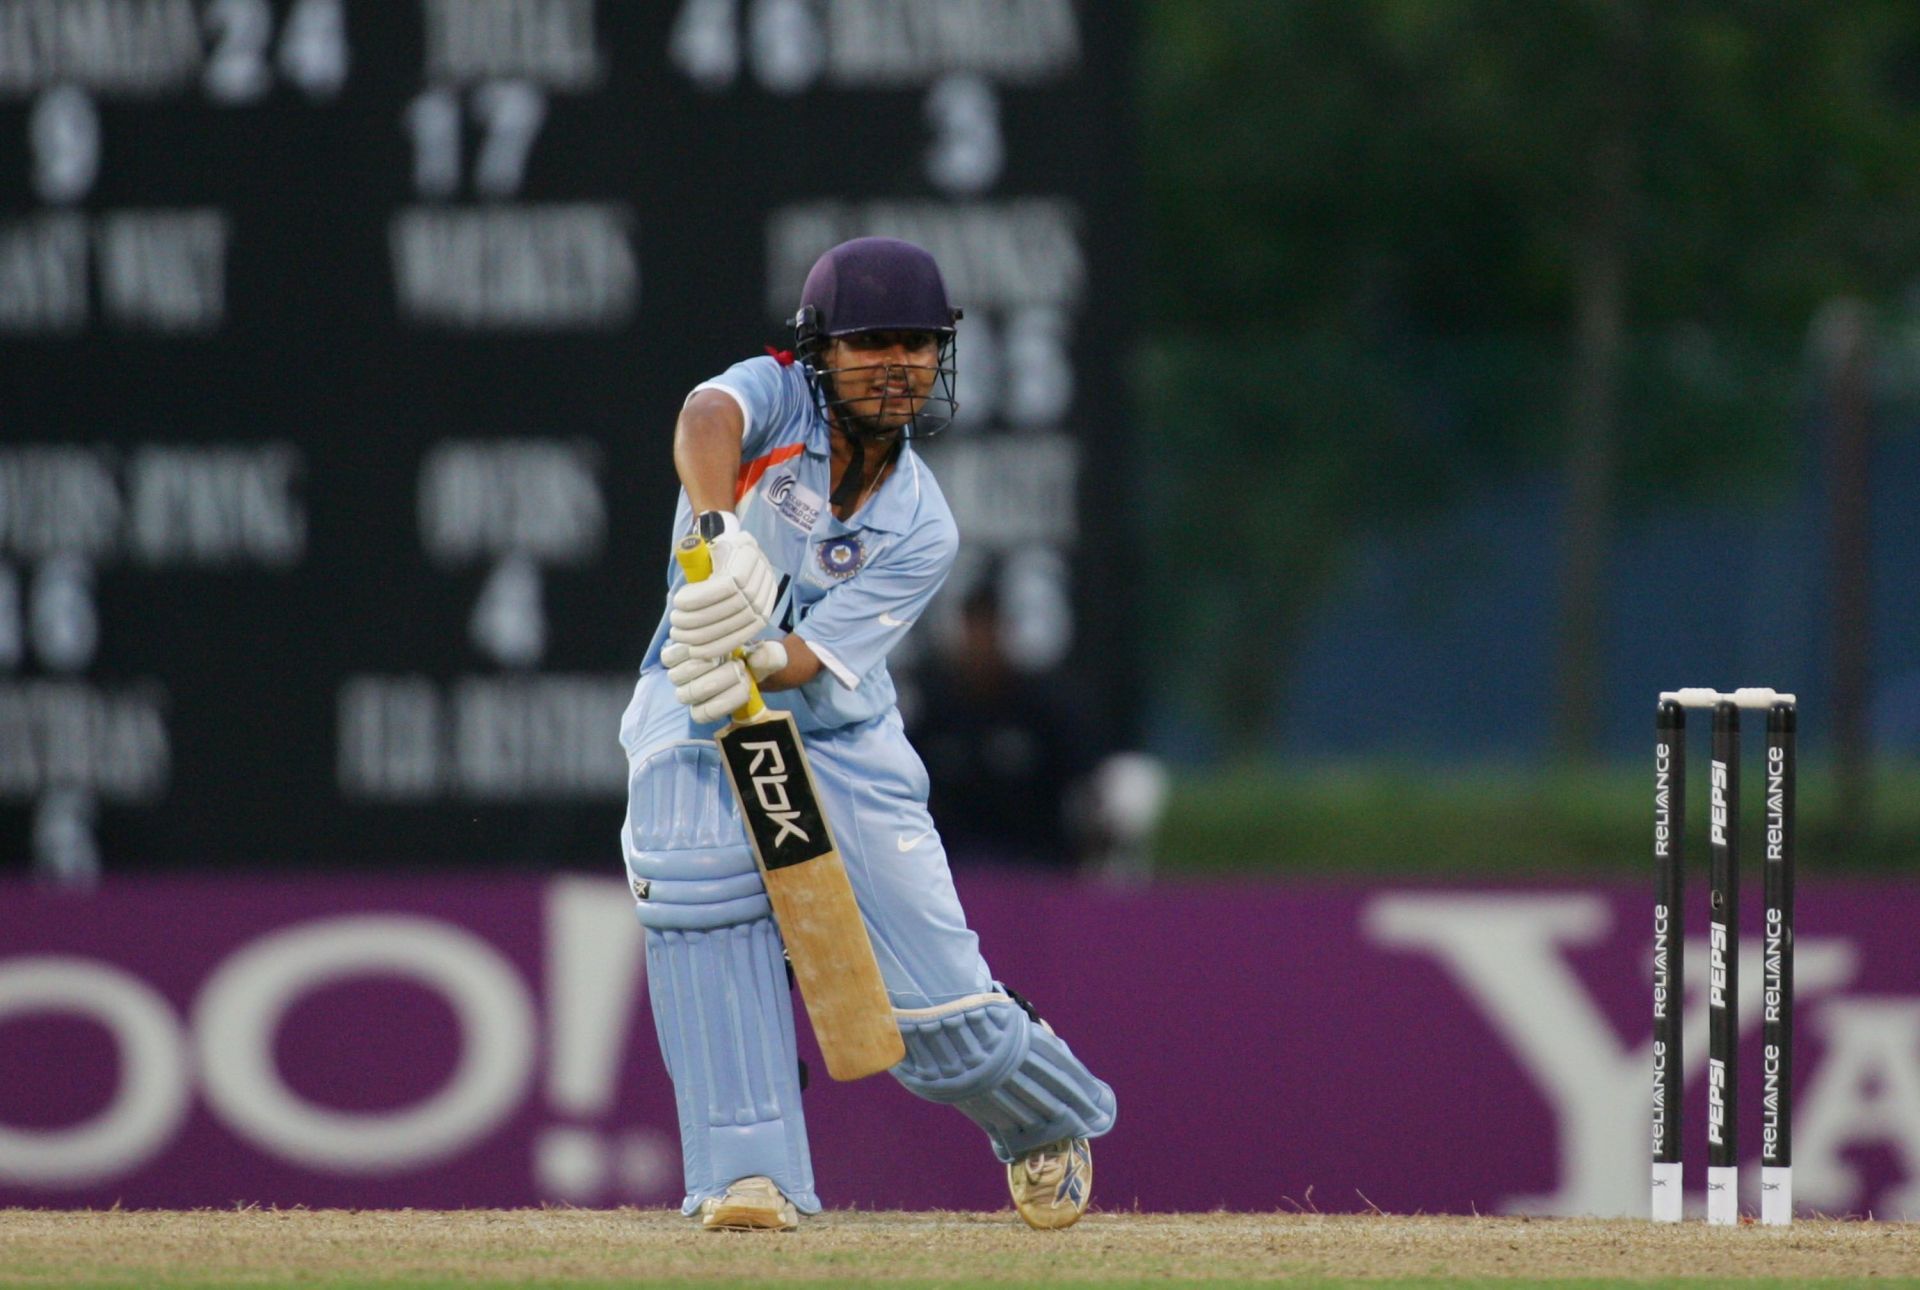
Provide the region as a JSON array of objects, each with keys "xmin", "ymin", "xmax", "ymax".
[{"xmin": 912, "ymin": 575, "xmax": 1166, "ymax": 876}]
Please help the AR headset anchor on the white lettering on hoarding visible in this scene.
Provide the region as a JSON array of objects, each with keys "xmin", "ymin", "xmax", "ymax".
[
  {"xmin": 128, "ymin": 444, "xmax": 304, "ymax": 565},
  {"xmin": 766, "ymin": 199, "xmax": 1083, "ymax": 312},
  {"xmin": 1796, "ymin": 1000, "xmax": 1920, "ymax": 1216},
  {"xmin": 423, "ymin": 0, "xmax": 601, "ymax": 88},
  {"xmin": 95, "ymin": 208, "xmax": 227, "ymax": 332},
  {"xmin": 916, "ymin": 434, "xmax": 1078, "ymax": 546},
  {"xmin": 336, "ymin": 674, "xmax": 632, "ymax": 800},
  {"xmin": 826, "ymin": 0, "xmax": 1081, "ymax": 87},
  {"xmin": 1364, "ymin": 893, "xmax": 1864, "ymax": 1217},
  {"xmin": 0, "ymin": 680, "xmax": 169, "ymax": 800},
  {"xmin": 3, "ymin": 886, "xmax": 1916, "ymax": 1216},
  {"xmin": 0, "ymin": 881, "xmax": 670, "ymax": 1201},
  {"xmin": 0, "ymin": 445, "xmax": 307, "ymax": 565},
  {"xmin": 0, "ymin": 0, "xmax": 202, "ymax": 96},
  {"xmin": 0, "ymin": 957, "xmax": 190, "ymax": 1186},
  {"xmin": 391, "ymin": 205, "xmax": 636, "ymax": 330},
  {"xmin": 0, "ymin": 215, "xmax": 87, "ymax": 333},
  {"xmin": 418, "ymin": 440, "xmax": 604, "ymax": 564},
  {"xmin": 193, "ymin": 916, "xmax": 535, "ymax": 1172},
  {"xmin": 537, "ymin": 877, "xmax": 674, "ymax": 1200}
]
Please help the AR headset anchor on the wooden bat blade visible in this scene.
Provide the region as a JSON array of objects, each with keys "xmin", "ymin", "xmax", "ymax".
[
  {"xmin": 761, "ymin": 849, "xmax": 907, "ymax": 1080},
  {"xmin": 717, "ymin": 710, "xmax": 904, "ymax": 1080}
]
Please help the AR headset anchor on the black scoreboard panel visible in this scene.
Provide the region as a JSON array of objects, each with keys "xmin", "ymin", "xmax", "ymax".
[{"xmin": 0, "ymin": 0, "xmax": 1133, "ymax": 872}]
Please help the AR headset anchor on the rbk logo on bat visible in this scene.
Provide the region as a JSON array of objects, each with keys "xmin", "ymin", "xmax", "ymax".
[
  {"xmin": 741, "ymin": 738, "xmax": 810, "ymax": 847},
  {"xmin": 720, "ymin": 720, "xmax": 830, "ymax": 869}
]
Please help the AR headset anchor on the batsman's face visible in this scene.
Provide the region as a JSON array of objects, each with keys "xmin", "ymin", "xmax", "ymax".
[{"xmin": 826, "ymin": 330, "xmax": 941, "ymax": 430}]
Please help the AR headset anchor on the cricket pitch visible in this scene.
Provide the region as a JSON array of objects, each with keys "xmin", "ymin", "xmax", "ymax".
[{"xmin": 3, "ymin": 1208, "xmax": 1917, "ymax": 1288}]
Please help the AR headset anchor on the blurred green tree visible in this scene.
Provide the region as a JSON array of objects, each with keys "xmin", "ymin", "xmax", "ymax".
[{"xmin": 1140, "ymin": 0, "xmax": 1920, "ymax": 758}]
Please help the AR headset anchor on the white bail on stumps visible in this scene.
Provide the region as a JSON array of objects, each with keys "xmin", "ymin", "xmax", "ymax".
[{"xmin": 1659, "ymin": 687, "xmax": 1797, "ymax": 709}]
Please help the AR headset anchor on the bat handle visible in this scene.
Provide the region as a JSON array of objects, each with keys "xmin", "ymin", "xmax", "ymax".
[{"xmin": 673, "ymin": 533, "xmax": 766, "ymax": 722}]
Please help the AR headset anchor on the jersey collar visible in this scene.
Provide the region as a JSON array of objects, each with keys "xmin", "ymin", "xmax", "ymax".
[
  {"xmin": 853, "ymin": 445, "xmax": 921, "ymax": 534},
  {"xmin": 811, "ymin": 415, "xmax": 920, "ymax": 535}
]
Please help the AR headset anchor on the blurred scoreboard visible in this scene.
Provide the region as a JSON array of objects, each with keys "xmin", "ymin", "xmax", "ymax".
[{"xmin": 0, "ymin": 0, "xmax": 1133, "ymax": 873}]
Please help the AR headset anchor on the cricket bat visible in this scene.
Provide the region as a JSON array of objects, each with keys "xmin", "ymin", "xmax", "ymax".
[{"xmin": 674, "ymin": 533, "xmax": 906, "ymax": 1081}]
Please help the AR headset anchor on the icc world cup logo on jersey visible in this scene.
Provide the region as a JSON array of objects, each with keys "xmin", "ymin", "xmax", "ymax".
[
  {"xmin": 817, "ymin": 535, "xmax": 865, "ymax": 579},
  {"xmin": 767, "ymin": 472, "xmax": 822, "ymax": 531}
]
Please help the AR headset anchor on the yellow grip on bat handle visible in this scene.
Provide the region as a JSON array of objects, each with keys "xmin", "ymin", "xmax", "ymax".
[{"xmin": 674, "ymin": 533, "xmax": 766, "ymax": 721}]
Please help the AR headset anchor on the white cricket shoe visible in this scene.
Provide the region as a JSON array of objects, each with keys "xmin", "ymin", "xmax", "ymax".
[
  {"xmin": 1007, "ymin": 1137, "xmax": 1092, "ymax": 1230},
  {"xmin": 697, "ymin": 1176, "xmax": 798, "ymax": 1231}
]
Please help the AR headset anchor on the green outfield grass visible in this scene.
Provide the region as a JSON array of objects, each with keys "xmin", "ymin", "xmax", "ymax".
[
  {"xmin": 1150, "ymin": 760, "xmax": 1920, "ymax": 876},
  {"xmin": 22, "ymin": 1274, "xmax": 1920, "ymax": 1282}
]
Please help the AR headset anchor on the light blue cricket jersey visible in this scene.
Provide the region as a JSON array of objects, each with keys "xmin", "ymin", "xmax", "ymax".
[{"xmin": 640, "ymin": 354, "xmax": 960, "ymax": 734}]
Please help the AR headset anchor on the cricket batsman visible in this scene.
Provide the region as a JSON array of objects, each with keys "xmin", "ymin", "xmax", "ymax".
[{"xmin": 618, "ymin": 237, "xmax": 1116, "ymax": 1231}]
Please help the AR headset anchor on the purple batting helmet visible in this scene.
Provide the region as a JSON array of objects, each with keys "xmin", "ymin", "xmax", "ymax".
[{"xmin": 790, "ymin": 237, "xmax": 962, "ymax": 440}]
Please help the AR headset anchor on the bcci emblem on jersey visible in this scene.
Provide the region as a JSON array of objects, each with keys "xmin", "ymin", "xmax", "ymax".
[{"xmin": 817, "ymin": 535, "xmax": 865, "ymax": 579}]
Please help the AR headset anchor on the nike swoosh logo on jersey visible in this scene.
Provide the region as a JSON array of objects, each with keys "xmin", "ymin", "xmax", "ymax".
[
  {"xmin": 897, "ymin": 828, "xmax": 935, "ymax": 852},
  {"xmin": 878, "ymin": 611, "xmax": 914, "ymax": 629}
]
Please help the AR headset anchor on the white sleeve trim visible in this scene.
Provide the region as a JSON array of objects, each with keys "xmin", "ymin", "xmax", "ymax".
[
  {"xmin": 687, "ymin": 380, "xmax": 751, "ymax": 423},
  {"xmin": 799, "ymin": 636, "xmax": 859, "ymax": 690}
]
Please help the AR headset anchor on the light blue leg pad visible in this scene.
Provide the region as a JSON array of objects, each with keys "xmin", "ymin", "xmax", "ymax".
[
  {"xmin": 891, "ymin": 990, "xmax": 1118, "ymax": 1163},
  {"xmin": 626, "ymin": 742, "xmax": 820, "ymax": 1215}
]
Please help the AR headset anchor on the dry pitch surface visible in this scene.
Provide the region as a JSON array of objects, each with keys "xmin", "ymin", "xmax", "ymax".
[{"xmin": 3, "ymin": 1209, "xmax": 1918, "ymax": 1289}]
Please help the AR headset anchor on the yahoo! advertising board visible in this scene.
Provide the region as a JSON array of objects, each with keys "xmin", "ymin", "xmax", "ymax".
[{"xmin": 1, "ymin": 873, "xmax": 1915, "ymax": 1218}]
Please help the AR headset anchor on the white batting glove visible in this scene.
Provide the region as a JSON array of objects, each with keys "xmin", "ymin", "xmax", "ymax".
[
  {"xmin": 662, "ymin": 639, "xmax": 787, "ymax": 724},
  {"xmin": 670, "ymin": 527, "xmax": 779, "ymax": 659}
]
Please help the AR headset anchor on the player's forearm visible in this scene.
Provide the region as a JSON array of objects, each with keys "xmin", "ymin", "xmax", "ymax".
[
  {"xmin": 758, "ymin": 634, "xmax": 824, "ymax": 691},
  {"xmin": 674, "ymin": 389, "xmax": 747, "ymax": 514}
]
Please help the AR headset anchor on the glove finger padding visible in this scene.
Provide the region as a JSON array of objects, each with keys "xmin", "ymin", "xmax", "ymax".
[
  {"xmin": 670, "ymin": 559, "xmax": 776, "ymax": 655},
  {"xmin": 669, "ymin": 595, "xmax": 763, "ymax": 636},
  {"xmin": 670, "ymin": 595, "xmax": 765, "ymax": 656},
  {"xmin": 662, "ymin": 641, "xmax": 723, "ymax": 688},
  {"xmin": 741, "ymin": 639, "xmax": 787, "ymax": 680},
  {"xmin": 671, "ymin": 613, "xmax": 764, "ymax": 656},
  {"xmin": 666, "ymin": 639, "xmax": 787, "ymax": 724},
  {"xmin": 692, "ymin": 691, "xmax": 748, "ymax": 724},
  {"xmin": 711, "ymin": 532, "xmax": 778, "ymax": 620},
  {"xmin": 671, "ymin": 575, "xmax": 755, "ymax": 614},
  {"xmin": 678, "ymin": 657, "xmax": 747, "ymax": 706},
  {"xmin": 679, "ymin": 659, "xmax": 752, "ymax": 724}
]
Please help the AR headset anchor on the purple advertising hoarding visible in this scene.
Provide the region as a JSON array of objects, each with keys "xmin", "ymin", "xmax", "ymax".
[{"xmin": 1, "ymin": 873, "xmax": 1915, "ymax": 1218}]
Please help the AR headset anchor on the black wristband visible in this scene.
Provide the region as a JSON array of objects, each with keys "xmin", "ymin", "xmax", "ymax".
[{"xmin": 695, "ymin": 510, "xmax": 738, "ymax": 541}]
